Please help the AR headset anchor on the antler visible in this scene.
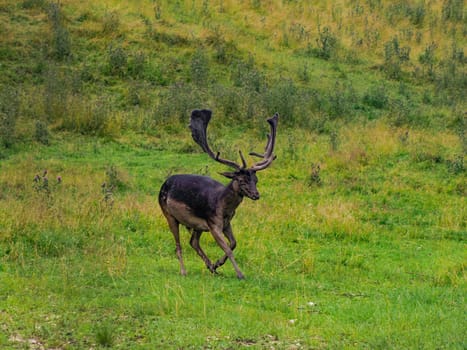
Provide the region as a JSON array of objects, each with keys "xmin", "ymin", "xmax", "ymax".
[
  {"xmin": 249, "ymin": 113, "xmax": 278, "ymax": 171},
  {"xmin": 190, "ymin": 109, "xmax": 241, "ymax": 170}
]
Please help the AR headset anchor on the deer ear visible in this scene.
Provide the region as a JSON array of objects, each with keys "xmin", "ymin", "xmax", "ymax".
[{"xmin": 220, "ymin": 171, "xmax": 236, "ymax": 179}]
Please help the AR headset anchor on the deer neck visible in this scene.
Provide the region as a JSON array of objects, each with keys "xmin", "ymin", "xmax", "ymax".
[{"xmin": 221, "ymin": 180, "xmax": 244, "ymax": 214}]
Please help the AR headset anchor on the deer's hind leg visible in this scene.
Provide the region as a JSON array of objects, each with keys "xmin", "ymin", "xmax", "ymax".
[
  {"xmin": 164, "ymin": 214, "xmax": 186, "ymax": 276},
  {"xmin": 189, "ymin": 229, "xmax": 216, "ymax": 274}
]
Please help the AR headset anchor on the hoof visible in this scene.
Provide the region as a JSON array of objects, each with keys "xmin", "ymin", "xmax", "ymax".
[{"xmin": 207, "ymin": 265, "xmax": 218, "ymax": 274}]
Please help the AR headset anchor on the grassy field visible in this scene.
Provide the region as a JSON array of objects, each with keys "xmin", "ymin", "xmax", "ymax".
[
  {"xmin": 0, "ymin": 0, "xmax": 466, "ymax": 349},
  {"xmin": 1, "ymin": 124, "xmax": 465, "ymax": 349}
]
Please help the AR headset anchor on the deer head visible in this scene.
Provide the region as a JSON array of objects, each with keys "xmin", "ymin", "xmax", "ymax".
[{"xmin": 189, "ymin": 109, "xmax": 278, "ymax": 200}]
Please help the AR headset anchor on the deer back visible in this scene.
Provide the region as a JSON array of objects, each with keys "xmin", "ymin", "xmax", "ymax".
[{"xmin": 159, "ymin": 174, "xmax": 226, "ymax": 220}]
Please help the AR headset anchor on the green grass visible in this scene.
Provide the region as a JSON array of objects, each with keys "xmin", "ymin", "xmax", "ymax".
[
  {"xmin": 0, "ymin": 0, "xmax": 465, "ymax": 348},
  {"xmin": 0, "ymin": 124, "xmax": 465, "ymax": 349}
]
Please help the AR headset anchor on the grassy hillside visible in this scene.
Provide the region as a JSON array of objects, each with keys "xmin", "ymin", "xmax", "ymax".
[{"xmin": 0, "ymin": 0, "xmax": 465, "ymax": 349}]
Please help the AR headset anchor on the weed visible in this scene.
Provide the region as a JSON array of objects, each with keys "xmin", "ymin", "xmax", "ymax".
[
  {"xmin": 329, "ymin": 129, "xmax": 340, "ymax": 151},
  {"xmin": 447, "ymin": 154, "xmax": 464, "ymax": 174},
  {"xmin": 298, "ymin": 62, "xmax": 309, "ymax": 83},
  {"xmin": 95, "ymin": 322, "xmax": 115, "ymax": 348},
  {"xmin": 153, "ymin": 1, "xmax": 162, "ymax": 20},
  {"xmin": 33, "ymin": 169, "xmax": 61, "ymax": 196},
  {"xmin": 308, "ymin": 163, "xmax": 322, "ymax": 187},
  {"xmin": 34, "ymin": 120, "xmax": 50, "ymax": 145},
  {"xmin": 102, "ymin": 11, "xmax": 120, "ymax": 34}
]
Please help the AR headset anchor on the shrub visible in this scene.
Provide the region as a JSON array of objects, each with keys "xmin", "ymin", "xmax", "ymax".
[
  {"xmin": 102, "ymin": 11, "xmax": 120, "ymax": 34},
  {"xmin": 47, "ymin": 2, "xmax": 71, "ymax": 60},
  {"xmin": 383, "ymin": 37, "xmax": 410, "ymax": 79},
  {"xmin": 190, "ymin": 48, "xmax": 209, "ymax": 86},
  {"xmin": 442, "ymin": 0, "xmax": 464, "ymax": 22},
  {"xmin": 363, "ymin": 84, "xmax": 389, "ymax": 109},
  {"xmin": 107, "ymin": 44, "xmax": 127, "ymax": 76},
  {"xmin": 262, "ymin": 79, "xmax": 299, "ymax": 126},
  {"xmin": 418, "ymin": 42, "xmax": 437, "ymax": 80},
  {"xmin": 213, "ymin": 85, "xmax": 242, "ymax": 120},
  {"xmin": 0, "ymin": 89, "xmax": 19, "ymax": 148},
  {"xmin": 34, "ymin": 120, "xmax": 50, "ymax": 145},
  {"xmin": 43, "ymin": 64, "xmax": 69, "ymax": 122},
  {"xmin": 128, "ymin": 51, "xmax": 146, "ymax": 78},
  {"xmin": 312, "ymin": 26, "xmax": 338, "ymax": 60},
  {"xmin": 155, "ymin": 83, "xmax": 203, "ymax": 124},
  {"xmin": 60, "ymin": 96, "xmax": 111, "ymax": 136},
  {"xmin": 21, "ymin": 0, "xmax": 46, "ymax": 9},
  {"xmin": 231, "ymin": 57, "xmax": 264, "ymax": 93},
  {"xmin": 327, "ymin": 81, "xmax": 357, "ymax": 119}
]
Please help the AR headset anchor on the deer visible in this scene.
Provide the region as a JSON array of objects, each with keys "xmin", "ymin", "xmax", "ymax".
[{"xmin": 158, "ymin": 109, "xmax": 278, "ymax": 279}]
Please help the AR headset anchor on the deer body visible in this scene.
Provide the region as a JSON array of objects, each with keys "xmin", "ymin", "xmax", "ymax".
[
  {"xmin": 159, "ymin": 174, "xmax": 243, "ymax": 232},
  {"xmin": 159, "ymin": 109, "xmax": 278, "ymax": 279}
]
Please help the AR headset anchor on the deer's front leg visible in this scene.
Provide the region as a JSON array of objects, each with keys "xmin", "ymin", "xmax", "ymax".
[
  {"xmin": 209, "ymin": 224, "xmax": 244, "ymax": 279},
  {"xmin": 189, "ymin": 229, "xmax": 216, "ymax": 274},
  {"xmin": 214, "ymin": 224, "xmax": 237, "ymax": 271}
]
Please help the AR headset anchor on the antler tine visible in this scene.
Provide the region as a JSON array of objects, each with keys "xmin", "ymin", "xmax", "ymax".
[
  {"xmin": 249, "ymin": 113, "xmax": 279, "ymax": 171},
  {"xmin": 239, "ymin": 150, "xmax": 247, "ymax": 169},
  {"xmin": 190, "ymin": 109, "xmax": 241, "ymax": 170}
]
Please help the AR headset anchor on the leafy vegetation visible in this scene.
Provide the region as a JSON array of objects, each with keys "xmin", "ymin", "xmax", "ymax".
[{"xmin": 0, "ymin": 0, "xmax": 465, "ymax": 348}]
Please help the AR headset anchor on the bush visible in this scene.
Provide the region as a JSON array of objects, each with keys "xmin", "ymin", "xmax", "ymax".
[
  {"xmin": 0, "ymin": 89, "xmax": 19, "ymax": 148},
  {"xmin": 107, "ymin": 44, "xmax": 128, "ymax": 76},
  {"xmin": 60, "ymin": 96, "xmax": 111, "ymax": 136},
  {"xmin": 102, "ymin": 11, "xmax": 120, "ymax": 34},
  {"xmin": 47, "ymin": 2, "xmax": 71, "ymax": 60},
  {"xmin": 326, "ymin": 81, "xmax": 357, "ymax": 119},
  {"xmin": 312, "ymin": 26, "xmax": 338, "ymax": 60},
  {"xmin": 418, "ymin": 43, "xmax": 437, "ymax": 80},
  {"xmin": 155, "ymin": 83, "xmax": 204, "ymax": 124},
  {"xmin": 231, "ymin": 57, "xmax": 264, "ymax": 93},
  {"xmin": 263, "ymin": 79, "xmax": 299, "ymax": 126},
  {"xmin": 442, "ymin": 0, "xmax": 464, "ymax": 22},
  {"xmin": 190, "ymin": 48, "xmax": 210, "ymax": 86},
  {"xmin": 383, "ymin": 37, "xmax": 410, "ymax": 79},
  {"xmin": 34, "ymin": 120, "xmax": 50, "ymax": 145},
  {"xmin": 21, "ymin": 0, "xmax": 46, "ymax": 9},
  {"xmin": 363, "ymin": 84, "xmax": 389, "ymax": 109},
  {"xmin": 43, "ymin": 64, "xmax": 69, "ymax": 122}
]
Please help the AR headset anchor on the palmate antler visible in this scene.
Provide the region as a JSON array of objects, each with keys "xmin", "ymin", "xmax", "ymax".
[{"xmin": 189, "ymin": 109, "xmax": 278, "ymax": 172}]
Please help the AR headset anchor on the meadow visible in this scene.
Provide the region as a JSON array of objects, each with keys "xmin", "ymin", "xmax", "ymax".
[{"xmin": 0, "ymin": 0, "xmax": 465, "ymax": 349}]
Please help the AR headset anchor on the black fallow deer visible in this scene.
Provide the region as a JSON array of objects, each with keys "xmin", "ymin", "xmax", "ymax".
[{"xmin": 158, "ymin": 109, "xmax": 278, "ymax": 279}]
